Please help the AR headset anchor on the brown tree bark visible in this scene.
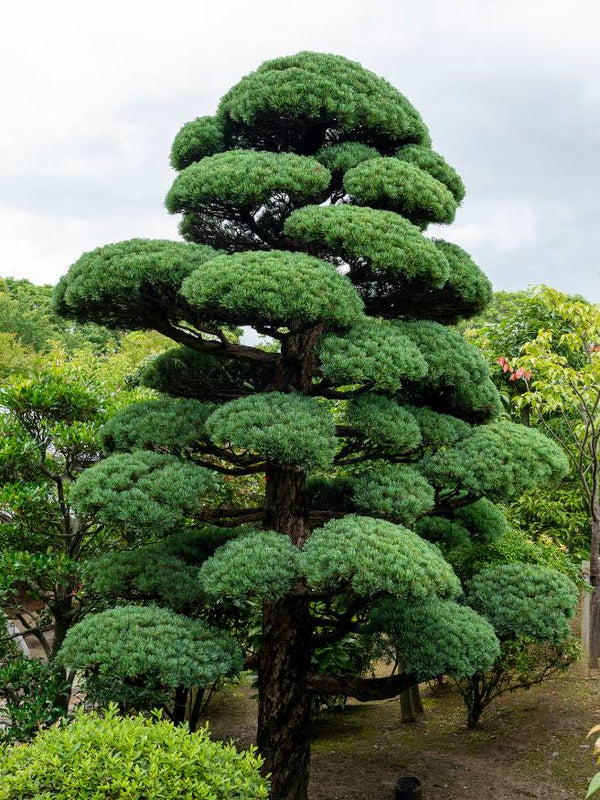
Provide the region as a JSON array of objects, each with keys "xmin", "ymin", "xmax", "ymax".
[
  {"xmin": 258, "ymin": 460, "xmax": 312, "ymax": 800},
  {"xmin": 589, "ymin": 515, "xmax": 600, "ymax": 668}
]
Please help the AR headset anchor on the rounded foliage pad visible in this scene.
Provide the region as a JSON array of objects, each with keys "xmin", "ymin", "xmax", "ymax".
[
  {"xmin": 285, "ymin": 205, "xmax": 449, "ymax": 288},
  {"xmin": 396, "ymin": 320, "xmax": 502, "ymax": 423},
  {"xmin": 170, "ymin": 115, "xmax": 226, "ymax": 170},
  {"xmin": 420, "ymin": 422, "xmax": 569, "ymax": 503},
  {"xmin": 71, "ymin": 451, "xmax": 221, "ymax": 534},
  {"xmin": 344, "ymin": 157, "xmax": 458, "ymax": 225},
  {"xmin": 200, "ymin": 530, "xmax": 302, "ymax": 600},
  {"xmin": 166, "ymin": 150, "xmax": 331, "ymax": 214},
  {"xmin": 406, "ymin": 405, "xmax": 472, "ymax": 448},
  {"xmin": 86, "ymin": 547, "xmax": 205, "ymax": 612},
  {"xmin": 319, "ymin": 318, "xmax": 427, "ymax": 391},
  {"xmin": 218, "ymin": 51, "xmax": 430, "ymax": 154},
  {"xmin": 468, "ymin": 563, "xmax": 578, "ymax": 643},
  {"xmin": 206, "ymin": 392, "xmax": 338, "ymax": 471},
  {"xmin": 58, "ymin": 606, "xmax": 242, "ymax": 707},
  {"xmin": 396, "ymin": 144, "xmax": 465, "ymax": 203},
  {"xmin": 315, "ymin": 142, "xmax": 380, "ymax": 176},
  {"xmin": 54, "ymin": 238, "xmax": 218, "ymax": 330},
  {"xmin": 302, "ymin": 515, "xmax": 460, "ymax": 598},
  {"xmin": 0, "ymin": 707, "xmax": 269, "ymax": 799},
  {"xmin": 138, "ymin": 346, "xmax": 274, "ymax": 402},
  {"xmin": 181, "ymin": 250, "xmax": 363, "ymax": 331},
  {"xmin": 346, "ymin": 394, "xmax": 422, "ymax": 452},
  {"xmin": 101, "ymin": 397, "xmax": 214, "ymax": 453},
  {"xmin": 352, "ymin": 463, "xmax": 435, "ymax": 523},
  {"xmin": 371, "ymin": 597, "xmax": 499, "ymax": 680}
]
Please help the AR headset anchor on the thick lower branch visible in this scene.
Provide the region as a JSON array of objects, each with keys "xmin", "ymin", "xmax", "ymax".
[
  {"xmin": 307, "ymin": 671, "xmax": 418, "ymax": 701},
  {"xmin": 157, "ymin": 323, "xmax": 279, "ymax": 365}
]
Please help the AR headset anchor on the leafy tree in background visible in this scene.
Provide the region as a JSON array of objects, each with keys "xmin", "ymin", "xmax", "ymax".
[
  {"xmin": 467, "ymin": 289, "xmax": 590, "ymax": 557},
  {"xmin": 54, "ymin": 53, "xmax": 568, "ymax": 800},
  {"xmin": 510, "ymin": 288, "xmax": 600, "ymax": 668},
  {"xmin": 0, "ymin": 277, "xmax": 115, "ymax": 354}
]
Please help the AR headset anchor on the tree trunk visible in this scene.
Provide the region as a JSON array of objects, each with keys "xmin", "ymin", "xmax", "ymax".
[
  {"xmin": 410, "ymin": 685, "xmax": 424, "ymax": 715},
  {"xmin": 589, "ymin": 516, "xmax": 600, "ymax": 668},
  {"xmin": 257, "ymin": 594, "xmax": 311, "ymax": 800},
  {"xmin": 400, "ymin": 688, "xmax": 415, "ymax": 723}
]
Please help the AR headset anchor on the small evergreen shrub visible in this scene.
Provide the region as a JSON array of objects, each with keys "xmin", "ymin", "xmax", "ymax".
[{"xmin": 0, "ymin": 706, "xmax": 269, "ymax": 799}]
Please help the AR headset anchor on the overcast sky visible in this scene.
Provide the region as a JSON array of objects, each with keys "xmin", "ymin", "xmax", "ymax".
[{"xmin": 1, "ymin": 0, "xmax": 598, "ymax": 300}]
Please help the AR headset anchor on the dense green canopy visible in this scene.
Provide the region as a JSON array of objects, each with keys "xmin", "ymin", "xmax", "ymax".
[{"xmin": 53, "ymin": 52, "xmax": 574, "ymax": 799}]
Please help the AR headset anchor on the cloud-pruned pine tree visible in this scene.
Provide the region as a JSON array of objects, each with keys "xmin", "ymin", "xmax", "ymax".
[{"xmin": 55, "ymin": 53, "xmax": 568, "ymax": 800}]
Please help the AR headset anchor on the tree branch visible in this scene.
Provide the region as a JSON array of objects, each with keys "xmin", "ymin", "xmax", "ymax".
[
  {"xmin": 156, "ymin": 322, "xmax": 279, "ymax": 365},
  {"xmin": 306, "ymin": 671, "xmax": 418, "ymax": 701}
]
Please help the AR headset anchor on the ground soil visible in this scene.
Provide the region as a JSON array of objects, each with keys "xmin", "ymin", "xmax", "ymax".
[{"xmin": 206, "ymin": 668, "xmax": 600, "ymax": 800}]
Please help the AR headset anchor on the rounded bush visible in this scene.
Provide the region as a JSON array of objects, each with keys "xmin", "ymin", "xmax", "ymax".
[
  {"xmin": 0, "ymin": 706, "xmax": 269, "ymax": 799},
  {"xmin": 54, "ymin": 238, "xmax": 218, "ymax": 330},
  {"xmin": 200, "ymin": 530, "xmax": 302, "ymax": 600},
  {"xmin": 302, "ymin": 515, "xmax": 460, "ymax": 598},
  {"xmin": 181, "ymin": 250, "xmax": 363, "ymax": 331},
  {"xmin": 170, "ymin": 115, "xmax": 226, "ymax": 170},
  {"xmin": 352, "ymin": 463, "xmax": 435, "ymax": 523},
  {"xmin": 71, "ymin": 451, "xmax": 221, "ymax": 533},
  {"xmin": 371, "ymin": 597, "xmax": 500, "ymax": 680},
  {"xmin": 314, "ymin": 142, "xmax": 380, "ymax": 175},
  {"xmin": 396, "ymin": 144, "xmax": 465, "ymax": 203},
  {"xmin": 345, "ymin": 394, "xmax": 422, "ymax": 452},
  {"xmin": 218, "ymin": 51, "xmax": 430, "ymax": 154},
  {"xmin": 58, "ymin": 606, "xmax": 242, "ymax": 709},
  {"xmin": 344, "ymin": 157, "xmax": 458, "ymax": 224},
  {"xmin": 285, "ymin": 205, "xmax": 449, "ymax": 288},
  {"xmin": 166, "ymin": 150, "xmax": 331, "ymax": 214},
  {"xmin": 206, "ymin": 392, "xmax": 338, "ymax": 470},
  {"xmin": 319, "ymin": 318, "xmax": 427, "ymax": 391},
  {"xmin": 101, "ymin": 397, "xmax": 214, "ymax": 453},
  {"xmin": 138, "ymin": 346, "xmax": 274, "ymax": 401},
  {"xmin": 468, "ymin": 563, "xmax": 578, "ymax": 643}
]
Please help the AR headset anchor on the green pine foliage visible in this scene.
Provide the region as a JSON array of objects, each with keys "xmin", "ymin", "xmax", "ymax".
[
  {"xmin": 71, "ymin": 451, "xmax": 222, "ymax": 533},
  {"xmin": 285, "ymin": 205, "xmax": 449, "ymax": 287},
  {"xmin": 181, "ymin": 250, "xmax": 363, "ymax": 331},
  {"xmin": 86, "ymin": 547, "xmax": 205, "ymax": 612},
  {"xmin": 370, "ymin": 597, "xmax": 500, "ymax": 680},
  {"xmin": 0, "ymin": 706, "xmax": 269, "ymax": 799},
  {"xmin": 199, "ymin": 530, "xmax": 301, "ymax": 600},
  {"xmin": 138, "ymin": 346, "xmax": 273, "ymax": 401},
  {"xmin": 352, "ymin": 463, "xmax": 435, "ymax": 522},
  {"xmin": 345, "ymin": 395, "xmax": 422, "ymax": 452},
  {"xmin": 170, "ymin": 116, "xmax": 226, "ymax": 170},
  {"xmin": 58, "ymin": 606, "xmax": 242, "ymax": 709},
  {"xmin": 343, "ymin": 157, "xmax": 458, "ymax": 225},
  {"xmin": 54, "ymin": 238, "xmax": 218, "ymax": 329},
  {"xmin": 395, "ymin": 144, "xmax": 465, "ymax": 203},
  {"xmin": 468, "ymin": 563, "xmax": 579, "ymax": 643},
  {"xmin": 421, "ymin": 422, "xmax": 569, "ymax": 501},
  {"xmin": 50, "ymin": 51, "xmax": 576, "ymax": 793},
  {"xmin": 167, "ymin": 151, "xmax": 330, "ymax": 216},
  {"xmin": 101, "ymin": 397, "xmax": 214, "ymax": 453},
  {"xmin": 314, "ymin": 142, "xmax": 380, "ymax": 176},
  {"xmin": 216, "ymin": 51, "xmax": 430, "ymax": 153},
  {"xmin": 319, "ymin": 318, "xmax": 427, "ymax": 390},
  {"xmin": 206, "ymin": 392, "xmax": 337, "ymax": 470},
  {"xmin": 302, "ymin": 516, "xmax": 461, "ymax": 598}
]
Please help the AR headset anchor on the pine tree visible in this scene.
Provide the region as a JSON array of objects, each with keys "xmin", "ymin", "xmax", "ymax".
[{"xmin": 55, "ymin": 53, "xmax": 568, "ymax": 800}]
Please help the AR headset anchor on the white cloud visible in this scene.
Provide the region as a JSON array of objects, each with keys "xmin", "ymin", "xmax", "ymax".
[{"xmin": 0, "ymin": 0, "xmax": 598, "ymax": 298}]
